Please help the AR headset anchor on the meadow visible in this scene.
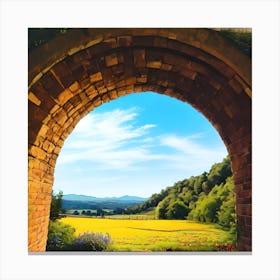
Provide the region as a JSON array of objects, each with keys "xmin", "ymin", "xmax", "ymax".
[{"xmin": 60, "ymin": 216, "xmax": 236, "ymax": 251}]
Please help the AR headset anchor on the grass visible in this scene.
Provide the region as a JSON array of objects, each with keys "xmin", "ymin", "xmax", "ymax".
[{"xmin": 60, "ymin": 216, "xmax": 236, "ymax": 252}]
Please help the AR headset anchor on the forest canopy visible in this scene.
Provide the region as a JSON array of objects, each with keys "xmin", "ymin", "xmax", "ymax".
[{"xmin": 126, "ymin": 156, "xmax": 236, "ymax": 232}]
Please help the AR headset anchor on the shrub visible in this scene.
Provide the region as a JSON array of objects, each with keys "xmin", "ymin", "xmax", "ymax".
[
  {"xmin": 46, "ymin": 221, "xmax": 112, "ymax": 251},
  {"xmin": 46, "ymin": 220, "xmax": 76, "ymax": 251},
  {"xmin": 68, "ymin": 232, "xmax": 111, "ymax": 251}
]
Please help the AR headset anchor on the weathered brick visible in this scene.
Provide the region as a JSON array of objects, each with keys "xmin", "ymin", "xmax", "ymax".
[
  {"xmin": 69, "ymin": 81, "xmax": 81, "ymax": 93},
  {"xmin": 133, "ymin": 36, "xmax": 154, "ymax": 47},
  {"xmin": 29, "ymin": 101, "xmax": 49, "ymax": 123},
  {"xmin": 56, "ymin": 89, "xmax": 74, "ymax": 105},
  {"xmin": 237, "ymin": 196, "xmax": 251, "ymax": 204},
  {"xmin": 53, "ymin": 146, "xmax": 61, "ymax": 155},
  {"xmin": 105, "ymin": 53, "xmax": 118, "ymax": 67},
  {"xmin": 51, "ymin": 61, "xmax": 75, "ymax": 88},
  {"xmin": 116, "ymin": 87, "xmax": 127, "ymax": 96},
  {"xmin": 28, "ymin": 92, "xmax": 41, "ymax": 106},
  {"xmin": 29, "ymin": 146, "xmax": 47, "ymax": 160},
  {"xmin": 111, "ymin": 64, "xmax": 125, "ymax": 76},
  {"xmin": 163, "ymin": 53, "xmax": 186, "ymax": 66},
  {"xmin": 133, "ymin": 49, "xmax": 146, "ymax": 68},
  {"xmin": 161, "ymin": 63, "xmax": 173, "ymax": 71},
  {"xmin": 90, "ymin": 72, "xmax": 102, "ymax": 83},
  {"xmin": 42, "ymin": 140, "xmax": 55, "ymax": 153},
  {"xmin": 146, "ymin": 61, "xmax": 162, "ymax": 69},
  {"xmin": 117, "ymin": 36, "xmax": 132, "ymax": 47},
  {"xmin": 236, "ymin": 204, "xmax": 251, "ymax": 216},
  {"xmin": 107, "ymin": 90, "xmax": 118, "ymax": 100},
  {"xmin": 229, "ymin": 76, "xmax": 243, "ymax": 94},
  {"xmin": 179, "ymin": 68, "xmax": 197, "ymax": 80},
  {"xmin": 40, "ymin": 72, "xmax": 64, "ymax": 98},
  {"xmin": 245, "ymin": 216, "xmax": 252, "ymax": 227},
  {"xmin": 136, "ymin": 76, "xmax": 147, "ymax": 84}
]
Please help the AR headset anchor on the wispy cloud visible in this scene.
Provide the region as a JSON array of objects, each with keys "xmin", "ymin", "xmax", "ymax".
[
  {"xmin": 58, "ymin": 108, "xmax": 160, "ymax": 169},
  {"xmin": 160, "ymin": 134, "xmax": 226, "ymax": 158},
  {"xmin": 57, "ymin": 107, "xmax": 227, "ymax": 173},
  {"xmin": 157, "ymin": 134, "xmax": 226, "ymax": 172}
]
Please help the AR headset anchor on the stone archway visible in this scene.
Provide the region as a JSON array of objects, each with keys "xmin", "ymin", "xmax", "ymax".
[{"xmin": 28, "ymin": 28, "xmax": 251, "ymax": 252}]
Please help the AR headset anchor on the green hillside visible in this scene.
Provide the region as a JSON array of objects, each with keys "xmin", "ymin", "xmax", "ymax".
[{"xmin": 126, "ymin": 156, "xmax": 236, "ymax": 232}]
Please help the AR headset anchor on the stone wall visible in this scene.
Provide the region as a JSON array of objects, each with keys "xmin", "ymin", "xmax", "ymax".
[{"xmin": 28, "ymin": 28, "xmax": 252, "ymax": 252}]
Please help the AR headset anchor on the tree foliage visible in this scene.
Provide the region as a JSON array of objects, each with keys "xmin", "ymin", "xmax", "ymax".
[
  {"xmin": 126, "ymin": 156, "xmax": 236, "ymax": 231},
  {"xmin": 126, "ymin": 188, "xmax": 169, "ymax": 214},
  {"xmin": 219, "ymin": 29, "xmax": 252, "ymax": 57},
  {"xmin": 49, "ymin": 191, "xmax": 64, "ymax": 221},
  {"xmin": 165, "ymin": 200, "xmax": 189, "ymax": 220},
  {"xmin": 28, "ymin": 28, "xmax": 68, "ymax": 50}
]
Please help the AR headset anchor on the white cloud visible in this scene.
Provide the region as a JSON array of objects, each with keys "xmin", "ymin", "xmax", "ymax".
[
  {"xmin": 54, "ymin": 106, "xmax": 228, "ymax": 196},
  {"xmin": 56, "ymin": 107, "xmax": 227, "ymax": 174},
  {"xmin": 160, "ymin": 134, "xmax": 225, "ymax": 157},
  {"xmin": 58, "ymin": 108, "xmax": 159, "ymax": 169},
  {"xmin": 69, "ymin": 108, "xmax": 154, "ymax": 143},
  {"xmin": 158, "ymin": 134, "xmax": 227, "ymax": 171}
]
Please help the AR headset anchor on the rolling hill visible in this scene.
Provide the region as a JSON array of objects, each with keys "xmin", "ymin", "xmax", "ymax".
[{"xmin": 125, "ymin": 156, "xmax": 236, "ymax": 231}]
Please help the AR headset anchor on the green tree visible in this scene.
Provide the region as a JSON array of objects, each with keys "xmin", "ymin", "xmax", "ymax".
[
  {"xmin": 194, "ymin": 172, "xmax": 207, "ymax": 194},
  {"xmin": 207, "ymin": 156, "xmax": 232, "ymax": 189},
  {"xmin": 217, "ymin": 196, "xmax": 236, "ymax": 230},
  {"xmin": 86, "ymin": 210, "xmax": 92, "ymax": 216},
  {"xmin": 155, "ymin": 197, "xmax": 171, "ymax": 219},
  {"xmin": 201, "ymin": 197, "xmax": 221, "ymax": 222},
  {"xmin": 166, "ymin": 200, "xmax": 189, "ymax": 219},
  {"xmin": 49, "ymin": 191, "xmax": 64, "ymax": 221},
  {"xmin": 217, "ymin": 177, "xmax": 236, "ymax": 231},
  {"xmin": 179, "ymin": 190, "xmax": 194, "ymax": 205},
  {"xmin": 188, "ymin": 190, "xmax": 220, "ymax": 223},
  {"xmin": 125, "ymin": 155, "xmax": 236, "ymax": 230},
  {"xmin": 202, "ymin": 181, "xmax": 211, "ymax": 194}
]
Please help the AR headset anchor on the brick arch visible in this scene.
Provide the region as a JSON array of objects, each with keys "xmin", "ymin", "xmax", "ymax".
[{"xmin": 28, "ymin": 28, "xmax": 251, "ymax": 252}]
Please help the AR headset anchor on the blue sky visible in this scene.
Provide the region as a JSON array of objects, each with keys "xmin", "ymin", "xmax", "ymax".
[{"xmin": 53, "ymin": 91, "xmax": 227, "ymax": 198}]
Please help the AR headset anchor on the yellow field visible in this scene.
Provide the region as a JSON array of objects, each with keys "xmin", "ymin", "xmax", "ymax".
[{"xmin": 60, "ymin": 217, "xmax": 236, "ymax": 251}]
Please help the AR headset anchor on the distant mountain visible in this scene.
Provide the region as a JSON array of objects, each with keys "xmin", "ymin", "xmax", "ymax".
[
  {"xmin": 61, "ymin": 194, "xmax": 148, "ymax": 210},
  {"xmin": 114, "ymin": 195, "xmax": 148, "ymax": 202},
  {"xmin": 63, "ymin": 194, "xmax": 148, "ymax": 202},
  {"xmin": 63, "ymin": 194, "xmax": 100, "ymax": 202}
]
